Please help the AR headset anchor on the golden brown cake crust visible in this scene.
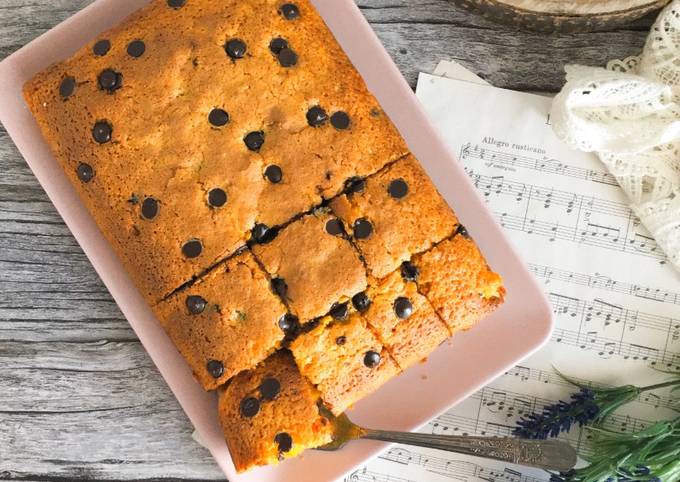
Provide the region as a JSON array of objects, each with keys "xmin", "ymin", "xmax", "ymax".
[
  {"xmin": 218, "ymin": 351, "xmax": 333, "ymax": 473},
  {"xmin": 330, "ymin": 155, "xmax": 458, "ymax": 279},
  {"xmin": 252, "ymin": 211, "xmax": 367, "ymax": 322},
  {"xmin": 363, "ymin": 270, "xmax": 451, "ymax": 370},
  {"xmin": 23, "ymin": 0, "xmax": 407, "ymax": 304},
  {"xmin": 153, "ymin": 250, "xmax": 287, "ymax": 390},
  {"xmin": 413, "ymin": 231, "xmax": 505, "ymax": 332},
  {"xmin": 289, "ymin": 314, "xmax": 399, "ymax": 415}
]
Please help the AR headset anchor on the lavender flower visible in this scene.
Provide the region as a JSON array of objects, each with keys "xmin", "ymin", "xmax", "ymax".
[
  {"xmin": 514, "ymin": 375, "xmax": 680, "ymax": 440},
  {"xmin": 515, "ymin": 388, "xmax": 599, "ymax": 439}
]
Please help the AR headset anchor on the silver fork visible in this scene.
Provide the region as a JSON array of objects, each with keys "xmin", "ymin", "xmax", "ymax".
[{"xmin": 315, "ymin": 411, "xmax": 577, "ymax": 472}]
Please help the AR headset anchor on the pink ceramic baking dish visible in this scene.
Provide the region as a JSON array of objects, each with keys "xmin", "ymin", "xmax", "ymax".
[{"xmin": 0, "ymin": 1, "xmax": 553, "ymax": 480}]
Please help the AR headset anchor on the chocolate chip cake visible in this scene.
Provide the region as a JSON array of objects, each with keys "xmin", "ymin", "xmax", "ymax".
[
  {"xmin": 153, "ymin": 250, "xmax": 287, "ymax": 390},
  {"xmin": 362, "ymin": 270, "xmax": 451, "ymax": 371},
  {"xmin": 330, "ymin": 155, "xmax": 459, "ymax": 279},
  {"xmin": 218, "ymin": 350, "xmax": 333, "ymax": 472},
  {"xmin": 23, "ymin": 0, "xmax": 505, "ymax": 473},
  {"xmin": 23, "ymin": 0, "xmax": 407, "ymax": 304},
  {"xmin": 289, "ymin": 313, "xmax": 400, "ymax": 415},
  {"xmin": 252, "ymin": 211, "xmax": 367, "ymax": 323},
  {"xmin": 412, "ymin": 229, "xmax": 505, "ymax": 332}
]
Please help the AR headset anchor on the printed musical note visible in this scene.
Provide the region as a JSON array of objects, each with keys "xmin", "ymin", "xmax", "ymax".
[
  {"xmin": 503, "ymin": 365, "xmax": 676, "ymax": 409},
  {"xmin": 380, "ymin": 448, "xmax": 548, "ymax": 482},
  {"xmin": 460, "ymin": 144, "xmax": 619, "ymax": 187},
  {"xmin": 528, "ymin": 264, "xmax": 680, "ymax": 306},
  {"xmin": 345, "ymin": 467, "xmax": 416, "ymax": 482},
  {"xmin": 466, "ymin": 168, "xmax": 667, "ymax": 262},
  {"xmin": 547, "ymin": 292, "xmax": 680, "ymax": 339}
]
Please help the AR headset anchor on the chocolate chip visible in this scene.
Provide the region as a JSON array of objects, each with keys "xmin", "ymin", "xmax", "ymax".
[
  {"xmin": 353, "ymin": 218, "xmax": 373, "ymax": 239},
  {"xmin": 251, "ymin": 223, "xmax": 269, "ymax": 242},
  {"xmin": 168, "ymin": 0, "xmax": 186, "ymax": 7},
  {"xmin": 251, "ymin": 223, "xmax": 277, "ymax": 244},
  {"xmin": 364, "ymin": 350, "xmax": 381, "ymax": 368},
  {"xmin": 331, "ymin": 111, "xmax": 350, "ymax": 130},
  {"xmin": 127, "ymin": 40, "xmax": 146, "ymax": 58},
  {"xmin": 325, "ymin": 218, "xmax": 344, "ymax": 236},
  {"xmin": 345, "ymin": 177, "xmax": 365, "ymax": 195},
  {"xmin": 278, "ymin": 313, "xmax": 300, "ymax": 335},
  {"xmin": 59, "ymin": 76, "xmax": 76, "ymax": 98},
  {"xmin": 93, "ymin": 39, "xmax": 111, "ymax": 56},
  {"xmin": 141, "ymin": 197, "xmax": 159, "ymax": 219},
  {"xmin": 259, "ymin": 377, "xmax": 281, "ymax": 401},
  {"xmin": 352, "ymin": 292, "xmax": 371, "ymax": 312},
  {"xmin": 329, "ymin": 302, "xmax": 348, "ymax": 321},
  {"xmin": 240, "ymin": 397, "xmax": 260, "ymax": 418},
  {"xmin": 456, "ymin": 224, "xmax": 470, "ymax": 239},
  {"xmin": 244, "ymin": 131, "xmax": 265, "ymax": 151},
  {"xmin": 306, "ymin": 106, "xmax": 327, "ymax": 127},
  {"xmin": 388, "ymin": 178, "xmax": 409, "ymax": 199},
  {"xmin": 271, "ymin": 277, "xmax": 288, "ymax": 299},
  {"xmin": 336, "ymin": 336, "xmax": 347, "ymax": 346},
  {"xmin": 301, "ymin": 318, "xmax": 321, "ymax": 334},
  {"xmin": 208, "ymin": 188, "xmax": 227, "ymax": 207},
  {"xmin": 208, "ymin": 108, "xmax": 229, "ymax": 127},
  {"xmin": 269, "ymin": 37, "xmax": 288, "ymax": 55},
  {"xmin": 264, "ymin": 165, "xmax": 283, "ymax": 184},
  {"xmin": 277, "ymin": 48, "xmax": 298, "ymax": 67},
  {"xmin": 279, "ymin": 3, "xmax": 300, "ymax": 19},
  {"xmin": 207, "ymin": 359, "xmax": 224, "ymax": 378},
  {"xmin": 400, "ymin": 261, "xmax": 419, "ymax": 282},
  {"xmin": 186, "ymin": 295, "xmax": 207, "ymax": 315},
  {"xmin": 76, "ymin": 163, "xmax": 94, "ymax": 183},
  {"xmin": 182, "ymin": 239, "xmax": 203, "ymax": 258},
  {"xmin": 92, "ymin": 121, "xmax": 112, "ymax": 144},
  {"xmin": 394, "ymin": 297, "xmax": 413, "ymax": 319},
  {"xmin": 225, "ymin": 38, "xmax": 247, "ymax": 59},
  {"xmin": 275, "ymin": 432, "xmax": 293, "ymax": 453},
  {"xmin": 98, "ymin": 69, "xmax": 122, "ymax": 92}
]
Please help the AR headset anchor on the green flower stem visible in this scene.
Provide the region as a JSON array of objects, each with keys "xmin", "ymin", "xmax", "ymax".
[{"xmin": 638, "ymin": 379, "xmax": 680, "ymax": 391}]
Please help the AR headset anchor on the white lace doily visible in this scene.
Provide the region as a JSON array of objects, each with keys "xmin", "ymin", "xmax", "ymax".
[{"xmin": 550, "ymin": 0, "xmax": 680, "ymax": 272}]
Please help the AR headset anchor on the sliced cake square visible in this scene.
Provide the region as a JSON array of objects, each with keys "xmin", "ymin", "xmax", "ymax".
[
  {"xmin": 330, "ymin": 154, "xmax": 458, "ymax": 279},
  {"xmin": 412, "ymin": 228, "xmax": 505, "ymax": 332},
  {"xmin": 362, "ymin": 269, "xmax": 451, "ymax": 370},
  {"xmin": 290, "ymin": 313, "xmax": 399, "ymax": 415},
  {"xmin": 154, "ymin": 250, "xmax": 287, "ymax": 390},
  {"xmin": 252, "ymin": 210, "xmax": 367, "ymax": 322},
  {"xmin": 217, "ymin": 350, "xmax": 333, "ymax": 473}
]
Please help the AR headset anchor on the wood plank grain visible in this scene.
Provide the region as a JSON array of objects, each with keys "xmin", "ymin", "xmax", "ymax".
[
  {"xmin": 1, "ymin": 341, "xmax": 223, "ymax": 480},
  {"xmin": 370, "ymin": 22, "xmax": 647, "ymax": 91},
  {"xmin": 0, "ymin": 0, "xmax": 653, "ymax": 480}
]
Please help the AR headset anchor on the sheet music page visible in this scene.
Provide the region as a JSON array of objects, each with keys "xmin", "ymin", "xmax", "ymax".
[{"xmin": 344, "ymin": 64, "xmax": 680, "ymax": 482}]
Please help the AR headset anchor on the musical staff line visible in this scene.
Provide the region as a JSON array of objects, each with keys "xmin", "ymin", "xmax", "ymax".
[
  {"xmin": 552, "ymin": 326, "xmax": 680, "ymax": 369},
  {"xmin": 549, "ymin": 292, "xmax": 680, "ymax": 334},
  {"xmin": 469, "ymin": 171, "xmax": 629, "ymax": 218},
  {"xmin": 381, "ymin": 447, "xmax": 548, "ymax": 482},
  {"xmin": 460, "ymin": 142, "xmax": 618, "ymax": 187},
  {"xmin": 465, "ymin": 168, "xmax": 666, "ymax": 262},
  {"xmin": 504, "ymin": 365, "xmax": 677, "ymax": 410},
  {"xmin": 346, "ymin": 467, "xmax": 416, "ymax": 482},
  {"xmin": 431, "ymin": 386, "xmax": 651, "ymax": 436},
  {"xmin": 528, "ymin": 263, "xmax": 680, "ymax": 306}
]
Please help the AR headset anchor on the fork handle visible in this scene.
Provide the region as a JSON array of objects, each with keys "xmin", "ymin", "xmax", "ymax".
[{"xmin": 361, "ymin": 429, "xmax": 577, "ymax": 472}]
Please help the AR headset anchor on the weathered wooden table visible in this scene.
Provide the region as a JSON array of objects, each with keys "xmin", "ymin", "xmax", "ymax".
[{"xmin": 0, "ymin": 1, "xmax": 655, "ymax": 480}]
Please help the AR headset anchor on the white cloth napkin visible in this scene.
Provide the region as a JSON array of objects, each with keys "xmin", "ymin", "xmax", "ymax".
[{"xmin": 551, "ymin": 0, "xmax": 680, "ymax": 272}]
